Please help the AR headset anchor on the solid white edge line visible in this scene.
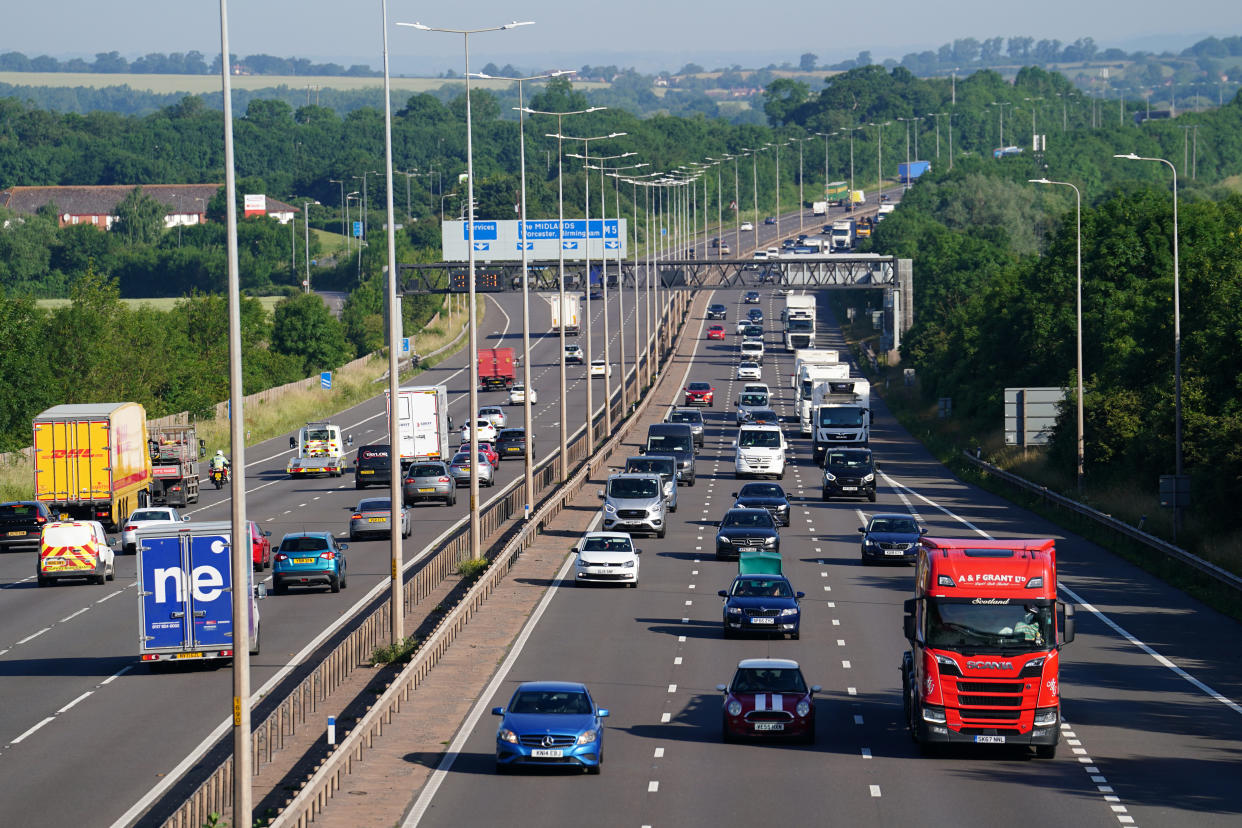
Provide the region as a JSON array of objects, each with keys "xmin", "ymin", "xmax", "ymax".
[{"xmin": 400, "ymin": 511, "xmax": 602, "ymax": 828}]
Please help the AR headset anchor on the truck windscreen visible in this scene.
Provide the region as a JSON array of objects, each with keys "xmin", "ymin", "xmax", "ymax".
[
  {"xmin": 818, "ymin": 408, "xmax": 865, "ymax": 427},
  {"xmin": 925, "ymin": 600, "xmax": 1054, "ymax": 650}
]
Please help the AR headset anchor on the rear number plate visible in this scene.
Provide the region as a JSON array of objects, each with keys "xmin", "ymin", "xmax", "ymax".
[
  {"xmin": 8, "ymin": 530, "xmax": 25, "ymax": 536},
  {"xmin": 974, "ymin": 735, "xmax": 1006, "ymax": 744},
  {"xmin": 749, "ymin": 617, "xmax": 775, "ymax": 625},
  {"xmin": 173, "ymin": 652, "xmax": 204, "ymax": 659},
  {"xmin": 531, "ymin": 749, "xmax": 563, "ymax": 758},
  {"xmin": 418, "ymin": 488, "xmax": 435, "ymax": 493},
  {"xmin": 367, "ymin": 517, "xmax": 386, "ymax": 523},
  {"xmin": 754, "ymin": 722, "xmax": 784, "ymax": 731},
  {"xmin": 293, "ymin": 557, "xmax": 315, "ymax": 564}
]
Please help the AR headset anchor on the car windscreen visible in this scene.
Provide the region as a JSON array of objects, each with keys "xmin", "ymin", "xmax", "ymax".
[
  {"xmin": 869, "ymin": 517, "xmax": 917, "ymax": 533},
  {"xmin": 687, "ymin": 383, "xmax": 711, "ymax": 392},
  {"xmin": 819, "ymin": 408, "xmax": 865, "ymax": 427},
  {"xmin": 581, "ymin": 536, "xmax": 634, "ymax": 553},
  {"xmin": 667, "ymin": 412, "xmax": 700, "ymax": 424},
  {"xmin": 647, "ymin": 435, "xmax": 691, "ymax": 454},
  {"xmin": 626, "ymin": 459, "xmax": 672, "ymax": 477},
  {"xmin": 738, "ymin": 430, "xmax": 781, "ymax": 448},
  {"xmin": 280, "ymin": 536, "xmax": 329, "ymax": 552},
  {"xmin": 740, "ymin": 484, "xmax": 784, "ymax": 499},
  {"xmin": 450, "ymin": 453, "xmax": 471, "ymax": 464},
  {"xmin": 508, "ymin": 690, "xmax": 593, "ymax": 715},
  {"xmin": 721, "ymin": 511, "xmax": 774, "ymax": 528},
  {"xmin": 410, "ymin": 464, "xmax": 446, "ymax": 477},
  {"xmin": 739, "ymin": 393, "xmax": 768, "ymax": 407},
  {"xmin": 827, "ymin": 451, "xmax": 871, "ymax": 469},
  {"xmin": 731, "ymin": 668, "xmax": 807, "ymax": 694},
  {"xmin": 732, "ymin": 578, "xmax": 793, "ymax": 597},
  {"xmin": 609, "ymin": 478, "xmax": 660, "ymax": 498},
  {"xmin": 307, "ymin": 429, "xmax": 332, "ymax": 441}
]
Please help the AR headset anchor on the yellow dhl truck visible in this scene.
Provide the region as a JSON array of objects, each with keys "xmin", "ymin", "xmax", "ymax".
[{"xmin": 34, "ymin": 402, "xmax": 152, "ymax": 531}]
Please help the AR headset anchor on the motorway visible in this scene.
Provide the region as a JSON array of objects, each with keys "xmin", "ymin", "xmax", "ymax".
[
  {"xmin": 400, "ymin": 284, "xmax": 1242, "ymax": 827},
  {"xmin": 0, "ymin": 279, "xmax": 652, "ymax": 828}
]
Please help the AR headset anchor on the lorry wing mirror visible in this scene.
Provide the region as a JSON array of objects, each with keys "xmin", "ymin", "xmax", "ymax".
[
  {"xmin": 903, "ymin": 614, "xmax": 916, "ymax": 642},
  {"xmin": 198, "ymin": 439, "xmax": 207, "ymax": 459},
  {"xmin": 903, "ymin": 598, "xmax": 917, "ymax": 614},
  {"xmin": 1061, "ymin": 603, "xmax": 1076, "ymax": 645}
]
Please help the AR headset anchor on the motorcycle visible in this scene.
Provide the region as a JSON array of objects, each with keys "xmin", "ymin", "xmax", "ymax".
[{"xmin": 210, "ymin": 467, "xmax": 229, "ymax": 489}]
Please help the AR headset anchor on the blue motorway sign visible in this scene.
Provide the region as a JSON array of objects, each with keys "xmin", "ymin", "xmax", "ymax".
[{"xmin": 442, "ymin": 220, "xmax": 626, "ymax": 262}]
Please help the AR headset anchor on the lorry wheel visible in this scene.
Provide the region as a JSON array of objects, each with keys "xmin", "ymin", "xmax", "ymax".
[{"xmin": 1034, "ymin": 743, "xmax": 1057, "ymax": 759}]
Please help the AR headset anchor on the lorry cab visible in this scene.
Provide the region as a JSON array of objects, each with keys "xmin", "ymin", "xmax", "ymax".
[{"xmin": 901, "ymin": 538, "xmax": 1075, "ymax": 757}]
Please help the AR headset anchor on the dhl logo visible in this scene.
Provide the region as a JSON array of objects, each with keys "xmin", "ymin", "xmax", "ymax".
[
  {"xmin": 51, "ymin": 449, "xmax": 101, "ymax": 459},
  {"xmin": 39, "ymin": 545, "xmax": 97, "ymax": 571}
]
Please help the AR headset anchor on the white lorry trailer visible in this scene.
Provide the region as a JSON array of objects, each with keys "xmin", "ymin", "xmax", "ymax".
[
  {"xmin": 790, "ymin": 349, "xmax": 840, "ymax": 389},
  {"xmin": 548, "ymin": 293, "xmax": 581, "ymax": 335},
  {"xmin": 389, "ymin": 385, "xmax": 451, "ymax": 467}
]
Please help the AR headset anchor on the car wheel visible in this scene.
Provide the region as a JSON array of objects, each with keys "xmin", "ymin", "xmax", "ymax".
[
  {"xmin": 447, "ymin": 493, "xmax": 457, "ymax": 507},
  {"xmin": 822, "ymin": 491, "xmax": 830, "ymax": 502},
  {"xmin": 868, "ymin": 491, "xmax": 877, "ymax": 503},
  {"xmin": 670, "ymin": 502, "xmax": 677, "ymax": 513},
  {"xmin": 587, "ymin": 761, "xmax": 601, "ymax": 775},
  {"xmin": 721, "ymin": 714, "xmax": 735, "ymax": 743},
  {"xmin": 37, "ymin": 575, "xmax": 48, "ymax": 588},
  {"xmin": 657, "ymin": 527, "xmax": 666, "ymax": 539},
  {"xmin": 355, "ymin": 481, "xmax": 364, "ymax": 489},
  {"xmin": 723, "ymin": 626, "xmax": 735, "ymax": 639},
  {"xmin": 106, "ymin": 561, "xmax": 115, "ymax": 582},
  {"xmin": 330, "ymin": 575, "xmax": 341, "ymax": 594},
  {"xmin": 802, "ymin": 723, "xmax": 815, "ymax": 745},
  {"xmin": 495, "ymin": 761, "xmax": 509, "ymax": 775},
  {"xmin": 273, "ymin": 581, "xmax": 287, "ymax": 596},
  {"xmin": 349, "ymin": 531, "xmax": 358, "ymax": 542}
]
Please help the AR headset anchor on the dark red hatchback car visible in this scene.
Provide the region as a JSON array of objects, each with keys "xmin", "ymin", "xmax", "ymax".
[
  {"xmin": 249, "ymin": 520, "xmax": 272, "ymax": 571},
  {"xmin": 718, "ymin": 658, "xmax": 820, "ymax": 744}
]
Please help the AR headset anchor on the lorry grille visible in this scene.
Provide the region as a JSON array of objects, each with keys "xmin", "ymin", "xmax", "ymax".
[
  {"xmin": 958, "ymin": 681, "xmax": 1019, "ymax": 694},
  {"xmin": 959, "ymin": 695, "xmax": 1023, "ymax": 707},
  {"xmin": 958, "ymin": 708, "xmax": 1023, "ymax": 721}
]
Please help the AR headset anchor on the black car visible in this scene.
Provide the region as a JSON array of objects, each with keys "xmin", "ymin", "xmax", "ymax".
[
  {"xmin": 714, "ymin": 507, "xmax": 780, "ymax": 560},
  {"xmin": 496, "ymin": 428, "xmax": 532, "ymax": 460},
  {"xmin": 731, "ymin": 483, "xmax": 791, "ymax": 526},
  {"xmin": 764, "ymin": 216, "xmax": 776, "ymax": 225},
  {"xmin": 747, "ymin": 308, "xmax": 764, "ymax": 324},
  {"xmin": 707, "ymin": 303, "xmax": 728, "ymax": 320},
  {"xmin": 0, "ymin": 501, "xmax": 54, "ymax": 552},
  {"xmin": 354, "ymin": 444, "xmax": 392, "ymax": 490},
  {"xmin": 859, "ymin": 513, "xmax": 925, "ymax": 564},
  {"xmin": 822, "ymin": 448, "xmax": 876, "ymax": 502},
  {"xmin": 744, "ymin": 291, "xmax": 761, "ymax": 304},
  {"xmin": 720, "ymin": 574, "xmax": 804, "ymax": 639}
]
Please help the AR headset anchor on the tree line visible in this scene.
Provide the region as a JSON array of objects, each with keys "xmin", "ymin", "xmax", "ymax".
[{"xmin": 0, "ymin": 50, "xmax": 378, "ymax": 77}]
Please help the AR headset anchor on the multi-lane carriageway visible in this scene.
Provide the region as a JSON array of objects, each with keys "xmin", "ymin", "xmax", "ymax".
[
  {"xmin": 0, "ymin": 286, "xmax": 644, "ymax": 828},
  {"xmin": 394, "ymin": 288, "xmax": 1242, "ymax": 828}
]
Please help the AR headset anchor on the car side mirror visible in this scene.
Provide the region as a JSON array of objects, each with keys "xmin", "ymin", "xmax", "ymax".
[
  {"xmin": 637, "ymin": 447, "xmax": 645, "ymax": 454},
  {"xmin": 731, "ymin": 440, "xmax": 738, "ymax": 448},
  {"xmin": 919, "ymin": 527, "xmax": 928, "ymax": 535},
  {"xmin": 491, "ymin": 707, "xmax": 505, "ymax": 716},
  {"xmin": 181, "ymin": 516, "xmax": 191, "ymax": 522},
  {"xmin": 730, "ymin": 492, "xmax": 738, "ymax": 498},
  {"xmin": 858, "ymin": 527, "xmax": 866, "ymax": 533},
  {"xmin": 635, "ymin": 549, "xmax": 643, "ymax": 556},
  {"xmin": 338, "ymin": 543, "xmax": 350, "ymax": 551},
  {"xmin": 811, "ymin": 685, "xmax": 822, "ymax": 693},
  {"xmin": 596, "ymin": 709, "xmax": 609, "ymax": 718},
  {"xmin": 346, "ymin": 435, "xmax": 354, "ymax": 447},
  {"xmin": 264, "ymin": 531, "xmax": 271, "ymax": 537},
  {"xmin": 715, "ymin": 684, "xmax": 727, "ymax": 692},
  {"xmin": 597, "ymin": 490, "xmax": 604, "ymax": 499},
  {"xmin": 796, "ymin": 592, "xmax": 805, "ymax": 599},
  {"xmin": 718, "ymin": 590, "xmax": 728, "ymax": 598}
]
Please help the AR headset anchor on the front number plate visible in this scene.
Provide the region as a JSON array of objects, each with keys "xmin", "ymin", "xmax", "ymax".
[
  {"xmin": 841, "ymin": 486, "xmax": 858, "ymax": 491},
  {"xmin": 974, "ymin": 735, "xmax": 1006, "ymax": 744},
  {"xmin": 754, "ymin": 722, "xmax": 785, "ymax": 731},
  {"xmin": 531, "ymin": 749, "xmax": 563, "ymax": 758},
  {"xmin": 884, "ymin": 550, "xmax": 907, "ymax": 556},
  {"xmin": 749, "ymin": 617, "xmax": 775, "ymax": 625}
]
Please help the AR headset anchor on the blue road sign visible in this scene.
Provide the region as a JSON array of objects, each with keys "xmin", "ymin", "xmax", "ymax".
[
  {"xmin": 516, "ymin": 241, "xmax": 534, "ymax": 250},
  {"xmin": 400, "ymin": 337, "xmax": 411, "ymax": 354},
  {"xmin": 320, "ymin": 371, "xmax": 332, "ymax": 390},
  {"xmin": 473, "ymin": 241, "xmax": 491, "ymax": 251},
  {"xmin": 604, "ymin": 240, "xmax": 619, "ymax": 249},
  {"xmin": 353, "ymin": 221, "xmax": 363, "ymax": 238},
  {"xmin": 461, "ymin": 221, "xmax": 499, "ymax": 240},
  {"xmin": 562, "ymin": 241, "xmax": 579, "ymax": 250}
]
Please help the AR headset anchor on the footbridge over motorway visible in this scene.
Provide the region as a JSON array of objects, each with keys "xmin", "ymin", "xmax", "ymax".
[{"xmin": 399, "ymin": 254, "xmax": 914, "ymax": 352}]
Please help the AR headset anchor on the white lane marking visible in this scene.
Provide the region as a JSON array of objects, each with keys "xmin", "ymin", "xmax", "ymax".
[
  {"xmin": 653, "ymin": 747, "xmax": 664, "ymax": 758},
  {"xmin": 847, "ymin": 687, "xmax": 857, "ymax": 695},
  {"xmin": 11, "ymin": 717, "xmax": 54, "ymax": 744},
  {"xmin": 16, "ymin": 628, "xmax": 50, "ymax": 645},
  {"xmin": 648, "ymin": 781, "xmax": 659, "ymax": 793},
  {"xmin": 60, "ymin": 607, "xmax": 90, "ymax": 624},
  {"xmin": 677, "ymin": 636, "xmax": 686, "ymax": 643},
  {"xmin": 688, "ymin": 584, "xmax": 695, "ymax": 590},
  {"xmin": 101, "ymin": 666, "xmax": 132, "ymax": 686},
  {"xmin": 96, "ymin": 589, "xmax": 124, "ymax": 604},
  {"xmin": 832, "ymin": 619, "xmax": 840, "ymax": 626},
  {"xmin": 827, "ymin": 602, "xmax": 835, "ymax": 608},
  {"xmin": 861, "ymin": 748, "xmax": 872, "ymax": 759},
  {"xmin": 681, "ymin": 618, "xmax": 689, "ymax": 624},
  {"xmin": 58, "ymin": 691, "xmax": 92, "ymax": 714},
  {"xmin": 842, "ymin": 660, "xmax": 852, "ymax": 669},
  {"xmin": 869, "ymin": 785, "xmax": 881, "ymax": 797},
  {"xmin": 661, "ymin": 713, "xmax": 671, "ymax": 723},
  {"xmin": 837, "ymin": 639, "xmax": 846, "ymax": 646},
  {"xmin": 673, "ymin": 657, "xmax": 682, "ymax": 665},
  {"xmin": 684, "ymin": 600, "xmax": 692, "ymax": 606}
]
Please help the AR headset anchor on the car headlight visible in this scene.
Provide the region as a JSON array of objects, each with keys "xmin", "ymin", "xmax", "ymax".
[
  {"xmin": 727, "ymin": 700, "xmax": 743, "ymax": 716},
  {"xmin": 604, "ymin": 503, "xmax": 616, "ymax": 513},
  {"xmin": 498, "ymin": 728, "xmax": 518, "ymax": 744},
  {"xmin": 863, "ymin": 473, "xmax": 875, "ymax": 483},
  {"xmin": 863, "ymin": 538, "xmax": 878, "ymax": 547},
  {"xmin": 726, "ymin": 606, "xmax": 742, "ymax": 614},
  {"xmin": 1034, "ymin": 707, "xmax": 1058, "ymax": 727},
  {"xmin": 717, "ymin": 536, "xmax": 731, "ymax": 545},
  {"xmin": 576, "ymin": 729, "xmax": 598, "ymax": 745},
  {"xmin": 823, "ymin": 472, "xmax": 837, "ymax": 482},
  {"xmin": 796, "ymin": 700, "xmax": 811, "ymax": 717},
  {"xmin": 622, "ymin": 560, "xmax": 635, "ymax": 568},
  {"xmin": 779, "ymin": 607, "xmax": 798, "ymax": 616},
  {"xmin": 763, "ymin": 537, "xmax": 778, "ymax": 547}
]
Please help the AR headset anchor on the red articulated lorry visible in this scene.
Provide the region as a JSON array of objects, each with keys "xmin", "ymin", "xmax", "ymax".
[{"xmin": 477, "ymin": 347, "xmax": 516, "ymax": 391}]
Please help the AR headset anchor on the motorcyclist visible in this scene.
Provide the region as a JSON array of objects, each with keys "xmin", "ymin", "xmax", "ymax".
[{"xmin": 209, "ymin": 450, "xmax": 231, "ymax": 481}]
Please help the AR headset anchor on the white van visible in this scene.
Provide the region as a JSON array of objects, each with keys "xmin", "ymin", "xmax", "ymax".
[
  {"xmin": 740, "ymin": 339, "xmax": 764, "ymax": 364},
  {"xmin": 734, "ymin": 424, "xmax": 787, "ymax": 479}
]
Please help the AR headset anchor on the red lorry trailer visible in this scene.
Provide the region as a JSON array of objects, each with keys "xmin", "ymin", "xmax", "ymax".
[
  {"xmin": 477, "ymin": 347, "xmax": 516, "ymax": 391},
  {"xmin": 900, "ymin": 537, "xmax": 1075, "ymax": 757}
]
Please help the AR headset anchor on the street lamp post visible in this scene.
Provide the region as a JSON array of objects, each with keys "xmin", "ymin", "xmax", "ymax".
[
  {"xmin": 1030, "ymin": 178, "xmax": 1085, "ymax": 494},
  {"xmin": 520, "ymin": 105, "xmax": 604, "ymax": 481},
  {"xmin": 401, "ymin": 17, "xmax": 534, "ymax": 562},
  {"xmin": 929, "ymin": 113, "xmax": 947, "ymax": 160},
  {"xmin": 896, "ymin": 117, "xmax": 913, "ymax": 191},
  {"xmin": 990, "ymin": 101, "xmax": 1012, "ymax": 147},
  {"xmin": 869, "ymin": 122, "xmax": 890, "ymax": 198},
  {"xmin": 1115, "ymin": 152, "xmax": 1183, "ymax": 535},
  {"xmin": 473, "ymin": 69, "xmax": 571, "ymax": 518}
]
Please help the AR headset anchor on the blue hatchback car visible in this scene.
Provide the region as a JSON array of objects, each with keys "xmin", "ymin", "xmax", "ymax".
[
  {"xmin": 719, "ymin": 573, "xmax": 805, "ymax": 639},
  {"xmin": 272, "ymin": 531, "xmax": 349, "ymax": 594},
  {"xmin": 492, "ymin": 681, "xmax": 609, "ymax": 774}
]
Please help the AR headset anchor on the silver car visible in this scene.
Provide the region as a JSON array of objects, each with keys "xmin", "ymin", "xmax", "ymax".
[
  {"xmin": 403, "ymin": 461, "xmax": 457, "ymax": 506},
  {"xmin": 599, "ymin": 473, "xmax": 666, "ymax": 538},
  {"xmin": 479, "ymin": 406, "xmax": 507, "ymax": 429},
  {"xmin": 623, "ymin": 455, "xmax": 679, "ymax": 513},
  {"xmin": 348, "ymin": 497, "xmax": 411, "ymax": 541},
  {"xmin": 663, "ymin": 407, "xmax": 705, "ymax": 447},
  {"xmin": 448, "ymin": 451, "xmax": 496, "ymax": 487}
]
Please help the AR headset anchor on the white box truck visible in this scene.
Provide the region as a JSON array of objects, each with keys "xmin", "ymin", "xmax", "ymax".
[
  {"xmin": 389, "ymin": 385, "xmax": 451, "ymax": 467},
  {"xmin": 548, "ymin": 293, "xmax": 581, "ymax": 335},
  {"xmin": 783, "ymin": 294, "xmax": 817, "ymax": 351},
  {"xmin": 812, "ymin": 378, "xmax": 872, "ymax": 461},
  {"xmin": 790, "ymin": 348, "xmax": 840, "ymax": 389},
  {"xmin": 798, "ymin": 364, "xmax": 852, "ymax": 434}
]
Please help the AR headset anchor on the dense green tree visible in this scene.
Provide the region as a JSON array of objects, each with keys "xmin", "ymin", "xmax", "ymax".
[
  {"xmin": 112, "ymin": 186, "xmax": 167, "ymax": 245},
  {"xmin": 271, "ymin": 292, "xmax": 353, "ymax": 375}
]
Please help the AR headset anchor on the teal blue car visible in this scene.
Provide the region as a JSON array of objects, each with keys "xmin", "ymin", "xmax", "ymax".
[{"xmin": 273, "ymin": 531, "xmax": 349, "ymax": 594}]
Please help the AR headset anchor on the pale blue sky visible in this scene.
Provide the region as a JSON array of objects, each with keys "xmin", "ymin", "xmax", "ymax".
[{"xmin": 5, "ymin": 0, "xmax": 1238, "ymax": 75}]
